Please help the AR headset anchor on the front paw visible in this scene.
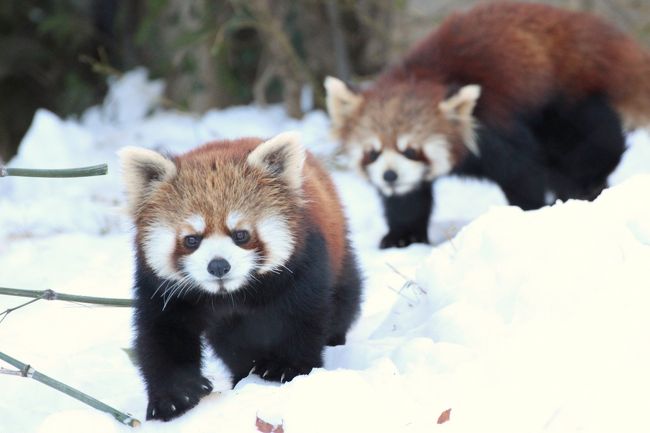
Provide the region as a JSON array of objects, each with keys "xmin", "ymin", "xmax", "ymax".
[
  {"xmin": 146, "ymin": 375, "xmax": 213, "ymax": 421},
  {"xmin": 380, "ymin": 231, "xmax": 428, "ymax": 249},
  {"xmin": 250, "ymin": 359, "xmax": 313, "ymax": 383}
]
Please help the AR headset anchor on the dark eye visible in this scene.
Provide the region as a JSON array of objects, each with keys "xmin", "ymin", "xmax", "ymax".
[
  {"xmin": 183, "ymin": 235, "xmax": 202, "ymax": 250},
  {"xmin": 367, "ymin": 149, "xmax": 381, "ymax": 163},
  {"xmin": 232, "ymin": 230, "xmax": 250, "ymax": 245},
  {"xmin": 403, "ymin": 148, "xmax": 419, "ymax": 160}
]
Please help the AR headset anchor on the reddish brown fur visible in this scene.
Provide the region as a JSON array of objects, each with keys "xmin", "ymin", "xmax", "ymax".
[
  {"xmin": 134, "ymin": 138, "xmax": 347, "ymax": 277},
  {"xmin": 301, "ymin": 152, "xmax": 346, "ymax": 276},
  {"xmin": 374, "ymin": 2, "xmax": 650, "ymax": 130},
  {"xmin": 340, "ymin": 82, "xmax": 471, "ymax": 168}
]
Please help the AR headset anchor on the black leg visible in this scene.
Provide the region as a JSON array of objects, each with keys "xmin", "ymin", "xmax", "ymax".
[
  {"xmin": 469, "ymin": 124, "xmax": 548, "ymax": 210},
  {"xmin": 535, "ymin": 94, "xmax": 625, "ymax": 201},
  {"xmin": 327, "ymin": 248, "xmax": 362, "ymax": 346},
  {"xmin": 208, "ymin": 315, "xmax": 327, "ymax": 387},
  {"xmin": 205, "ymin": 267, "xmax": 332, "ymax": 388},
  {"xmin": 133, "ymin": 268, "xmax": 212, "ymax": 421},
  {"xmin": 380, "ymin": 181, "xmax": 433, "ymax": 248}
]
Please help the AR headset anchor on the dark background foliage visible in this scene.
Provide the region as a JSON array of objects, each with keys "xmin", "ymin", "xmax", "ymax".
[{"xmin": 1, "ymin": 0, "xmax": 648, "ymax": 162}]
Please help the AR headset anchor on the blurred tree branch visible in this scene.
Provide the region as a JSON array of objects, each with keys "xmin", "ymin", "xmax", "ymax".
[
  {"xmin": 325, "ymin": 0, "xmax": 352, "ymax": 82},
  {"xmin": 246, "ymin": 0, "xmax": 321, "ymax": 117}
]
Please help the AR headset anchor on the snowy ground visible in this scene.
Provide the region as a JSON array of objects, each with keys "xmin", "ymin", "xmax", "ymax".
[{"xmin": 1, "ymin": 69, "xmax": 650, "ymax": 433}]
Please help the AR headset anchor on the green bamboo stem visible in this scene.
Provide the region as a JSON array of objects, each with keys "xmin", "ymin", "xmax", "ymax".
[
  {"xmin": 0, "ymin": 164, "xmax": 107, "ymax": 178},
  {"xmin": 0, "ymin": 288, "xmax": 133, "ymax": 307},
  {"xmin": 0, "ymin": 351, "xmax": 140, "ymax": 427}
]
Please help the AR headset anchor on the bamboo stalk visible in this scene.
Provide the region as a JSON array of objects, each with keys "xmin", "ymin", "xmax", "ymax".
[
  {"xmin": 0, "ymin": 164, "xmax": 108, "ymax": 178},
  {"xmin": 0, "ymin": 351, "xmax": 140, "ymax": 427},
  {"xmin": 0, "ymin": 288, "xmax": 133, "ymax": 308}
]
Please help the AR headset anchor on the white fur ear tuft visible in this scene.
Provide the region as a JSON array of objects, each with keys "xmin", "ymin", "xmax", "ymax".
[
  {"xmin": 118, "ymin": 146, "xmax": 177, "ymax": 214},
  {"xmin": 439, "ymin": 85, "xmax": 481, "ymax": 156},
  {"xmin": 247, "ymin": 131, "xmax": 306, "ymax": 190},
  {"xmin": 439, "ymin": 84, "xmax": 482, "ymax": 119},
  {"xmin": 324, "ymin": 76, "xmax": 362, "ymax": 136}
]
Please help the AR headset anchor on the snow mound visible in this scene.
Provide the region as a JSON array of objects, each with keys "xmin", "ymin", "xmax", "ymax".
[{"xmin": 376, "ymin": 175, "xmax": 650, "ymax": 432}]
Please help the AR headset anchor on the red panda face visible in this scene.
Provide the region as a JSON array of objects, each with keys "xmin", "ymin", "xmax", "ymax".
[
  {"xmin": 354, "ymin": 132, "xmax": 450, "ymax": 196},
  {"xmin": 119, "ymin": 132, "xmax": 305, "ymax": 295},
  {"xmin": 325, "ymin": 77, "xmax": 481, "ymax": 196}
]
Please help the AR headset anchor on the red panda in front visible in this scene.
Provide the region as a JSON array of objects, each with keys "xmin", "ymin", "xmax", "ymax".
[
  {"xmin": 119, "ymin": 132, "xmax": 361, "ymax": 421},
  {"xmin": 326, "ymin": 2, "xmax": 650, "ymax": 248}
]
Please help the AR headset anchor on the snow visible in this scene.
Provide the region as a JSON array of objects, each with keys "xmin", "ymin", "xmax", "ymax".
[{"xmin": 2, "ymin": 69, "xmax": 650, "ymax": 433}]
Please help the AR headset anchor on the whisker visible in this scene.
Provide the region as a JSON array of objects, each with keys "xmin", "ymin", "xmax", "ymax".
[
  {"xmin": 172, "ymin": 280, "xmax": 188, "ymax": 300},
  {"xmin": 151, "ymin": 279, "xmax": 168, "ymax": 299},
  {"xmin": 178, "ymin": 275, "xmax": 196, "ymax": 297},
  {"xmin": 159, "ymin": 272, "xmax": 193, "ymax": 310},
  {"xmin": 252, "ymin": 253, "xmax": 293, "ymax": 276},
  {"xmin": 179, "ymin": 277, "xmax": 196, "ymax": 298}
]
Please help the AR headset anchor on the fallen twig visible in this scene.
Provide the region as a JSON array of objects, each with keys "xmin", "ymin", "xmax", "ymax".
[
  {"xmin": 0, "ymin": 351, "xmax": 140, "ymax": 427},
  {"xmin": 385, "ymin": 262, "xmax": 426, "ymax": 295},
  {"xmin": 385, "ymin": 262, "xmax": 427, "ymax": 306}
]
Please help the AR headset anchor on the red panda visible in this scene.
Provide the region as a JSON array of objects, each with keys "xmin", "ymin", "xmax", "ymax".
[
  {"xmin": 119, "ymin": 132, "xmax": 361, "ymax": 421},
  {"xmin": 325, "ymin": 2, "xmax": 650, "ymax": 248}
]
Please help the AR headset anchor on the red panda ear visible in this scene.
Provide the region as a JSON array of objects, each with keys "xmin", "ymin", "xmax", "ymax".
[
  {"xmin": 247, "ymin": 131, "xmax": 306, "ymax": 190},
  {"xmin": 438, "ymin": 84, "xmax": 481, "ymax": 120},
  {"xmin": 325, "ymin": 76, "xmax": 363, "ymax": 138},
  {"xmin": 118, "ymin": 146, "xmax": 177, "ymax": 214}
]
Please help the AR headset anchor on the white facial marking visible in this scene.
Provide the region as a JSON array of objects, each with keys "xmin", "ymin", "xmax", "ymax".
[
  {"xmin": 183, "ymin": 214, "xmax": 205, "ymax": 235},
  {"xmin": 226, "ymin": 212, "xmax": 243, "ymax": 231},
  {"xmin": 181, "ymin": 234, "xmax": 258, "ymax": 294},
  {"xmin": 349, "ymin": 137, "xmax": 383, "ymax": 175},
  {"xmin": 348, "ymin": 137, "xmax": 381, "ymax": 176},
  {"xmin": 422, "ymin": 136, "xmax": 453, "ymax": 180},
  {"xmin": 366, "ymin": 149, "xmax": 428, "ymax": 196},
  {"xmin": 256, "ymin": 216, "xmax": 295, "ymax": 273},
  {"xmin": 369, "ymin": 137, "xmax": 382, "ymax": 151},
  {"xmin": 396, "ymin": 134, "xmax": 414, "ymax": 152},
  {"xmin": 143, "ymin": 224, "xmax": 178, "ymax": 280}
]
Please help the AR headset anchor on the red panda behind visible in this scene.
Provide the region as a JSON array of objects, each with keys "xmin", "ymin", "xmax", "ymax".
[{"xmin": 325, "ymin": 2, "xmax": 646, "ymax": 248}]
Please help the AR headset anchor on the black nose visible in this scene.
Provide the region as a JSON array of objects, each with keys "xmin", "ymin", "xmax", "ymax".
[
  {"xmin": 383, "ymin": 170, "xmax": 398, "ymax": 183},
  {"xmin": 207, "ymin": 258, "xmax": 231, "ymax": 278}
]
